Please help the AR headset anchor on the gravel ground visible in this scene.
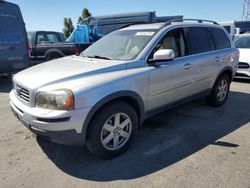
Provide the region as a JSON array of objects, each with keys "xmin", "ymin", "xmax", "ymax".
[{"xmin": 0, "ymin": 77, "xmax": 249, "ymax": 188}]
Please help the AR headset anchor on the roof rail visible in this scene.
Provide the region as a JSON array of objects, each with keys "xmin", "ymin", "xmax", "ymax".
[{"xmin": 161, "ymin": 19, "xmax": 219, "ymax": 28}]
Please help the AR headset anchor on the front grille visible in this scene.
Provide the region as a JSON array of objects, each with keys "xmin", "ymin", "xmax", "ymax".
[
  {"xmin": 238, "ymin": 62, "xmax": 250, "ymax": 69},
  {"xmin": 16, "ymin": 84, "xmax": 30, "ymax": 102}
]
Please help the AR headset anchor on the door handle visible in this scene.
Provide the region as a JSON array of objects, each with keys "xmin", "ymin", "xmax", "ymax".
[
  {"xmin": 215, "ymin": 57, "xmax": 220, "ymax": 62},
  {"xmin": 184, "ymin": 63, "xmax": 192, "ymax": 70}
]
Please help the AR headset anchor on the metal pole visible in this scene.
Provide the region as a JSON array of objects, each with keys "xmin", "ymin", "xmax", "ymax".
[{"xmin": 242, "ymin": 0, "xmax": 250, "ymax": 21}]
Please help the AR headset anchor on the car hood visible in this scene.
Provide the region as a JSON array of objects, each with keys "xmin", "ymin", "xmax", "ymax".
[
  {"xmin": 238, "ymin": 48, "xmax": 250, "ymax": 63},
  {"xmin": 13, "ymin": 56, "xmax": 127, "ymax": 89}
]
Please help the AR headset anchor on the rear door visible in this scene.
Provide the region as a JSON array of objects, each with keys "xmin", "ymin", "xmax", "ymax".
[
  {"xmin": 208, "ymin": 27, "xmax": 232, "ymax": 67},
  {"xmin": 184, "ymin": 27, "xmax": 219, "ymax": 93}
]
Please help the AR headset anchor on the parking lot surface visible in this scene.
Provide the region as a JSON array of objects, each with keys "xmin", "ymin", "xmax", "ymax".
[{"xmin": 0, "ymin": 77, "xmax": 249, "ymax": 188}]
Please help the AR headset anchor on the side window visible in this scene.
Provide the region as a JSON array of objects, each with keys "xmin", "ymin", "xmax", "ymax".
[
  {"xmin": 209, "ymin": 28, "xmax": 231, "ymax": 50},
  {"xmin": 36, "ymin": 33, "xmax": 47, "ymax": 44},
  {"xmin": 47, "ymin": 33, "xmax": 60, "ymax": 43},
  {"xmin": 150, "ymin": 28, "xmax": 186, "ymax": 59},
  {"xmin": 187, "ymin": 27, "xmax": 213, "ymax": 55}
]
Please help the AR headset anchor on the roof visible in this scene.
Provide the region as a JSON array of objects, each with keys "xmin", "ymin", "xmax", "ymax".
[
  {"xmin": 27, "ymin": 31, "xmax": 63, "ymax": 34},
  {"xmin": 235, "ymin": 33, "xmax": 250, "ymax": 37},
  {"xmin": 121, "ymin": 19, "xmax": 221, "ymax": 31},
  {"xmin": 122, "ymin": 22, "xmax": 165, "ymax": 30},
  {"xmin": 0, "ymin": 0, "xmax": 19, "ymax": 8}
]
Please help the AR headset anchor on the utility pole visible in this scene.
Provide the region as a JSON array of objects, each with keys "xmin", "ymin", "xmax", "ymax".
[{"xmin": 242, "ymin": 0, "xmax": 250, "ymax": 21}]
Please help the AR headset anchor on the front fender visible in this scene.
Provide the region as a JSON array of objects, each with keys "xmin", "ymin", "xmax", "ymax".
[{"xmin": 80, "ymin": 90, "xmax": 146, "ymax": 143}]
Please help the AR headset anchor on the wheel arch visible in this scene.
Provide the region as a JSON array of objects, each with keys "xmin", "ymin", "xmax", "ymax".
[
  {"xmin": 45, "ymin": 49, "xmax": 64, "ymax": 59},
  {"xmin": 81, "ymin": 91, "xmax": 145, "ymax": 143},
  {"xmin": 216, "ymin": 66, "xmax": 233, "ymax": 83}
]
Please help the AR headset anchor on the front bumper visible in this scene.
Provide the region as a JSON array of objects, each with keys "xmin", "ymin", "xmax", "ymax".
[{"xmin": 9, "ymin": 90, "xmax": 91, "ymax": 145}]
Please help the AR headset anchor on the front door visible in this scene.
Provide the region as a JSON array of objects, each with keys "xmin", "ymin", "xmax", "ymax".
[{"xmin": 147, "ymin": 28, "xmax": 195, "ymax": 111}]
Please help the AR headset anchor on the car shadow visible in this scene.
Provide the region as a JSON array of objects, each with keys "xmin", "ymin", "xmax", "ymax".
[
  {"xmin": 37, "ymin": 90, "xmax": 250, "ymax": 182},
  {"xmin": 0, "ymin": 77, "xmax": 12, "ymax": 93}
]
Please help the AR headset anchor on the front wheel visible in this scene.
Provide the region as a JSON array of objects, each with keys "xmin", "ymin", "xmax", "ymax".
[
  {"xmin": 86, "ymin": 102, "xmax": 138, "ymax": 159},
  {"xmin": 206, "ymin": 74, "xmax": 230, "ymax": 107}
]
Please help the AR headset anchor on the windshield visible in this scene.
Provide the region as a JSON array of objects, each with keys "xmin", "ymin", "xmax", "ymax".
[
  {"xmin": 234, "ymin": 36, "xmax": 250, "ymax": 48},
  {"xmin": 81, "ymin": 29, "xmax": 157, "ymax": 60}
]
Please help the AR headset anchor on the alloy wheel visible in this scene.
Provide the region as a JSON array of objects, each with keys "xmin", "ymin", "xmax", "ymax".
[
  {"xmin": 100, "ymin": 113, "xmax": 132, "ymax": 151},
  {"xmin": 217, "ymin": 79, "xmax": 228, "ymax": 102}
]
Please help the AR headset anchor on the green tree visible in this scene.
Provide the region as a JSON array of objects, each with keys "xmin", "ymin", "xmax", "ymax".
[
  {"xmin": 77, "ymin": 8, "xmax": 91, "ymax": 24},
  {"xmin": 63, "ymin": 18, "xmax": 74, "ymax": 38}
]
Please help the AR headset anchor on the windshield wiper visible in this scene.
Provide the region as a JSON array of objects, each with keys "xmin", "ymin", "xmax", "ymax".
[{"xmin": 86, "ymin": 55, "xmax": 111, "ymax": 60}]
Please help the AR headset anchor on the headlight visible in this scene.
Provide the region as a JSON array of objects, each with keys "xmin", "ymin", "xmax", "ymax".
[{"xmin": 35, "ymin": 89, "xmax": 74, "ymax": 110}]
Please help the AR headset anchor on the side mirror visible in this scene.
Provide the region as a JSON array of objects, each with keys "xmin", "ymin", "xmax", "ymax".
[{"xmin": 149, "ymin": 49, "xmax": 175, "ymax": 63}]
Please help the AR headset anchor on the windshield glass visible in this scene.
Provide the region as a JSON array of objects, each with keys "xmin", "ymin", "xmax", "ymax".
[
  {"xmin": 234, "ymin": 36, "xmax": 250, "ymax": 48},
  {"xmin": 81, "ymin": 29, "xmax": 157, "ymax": 60}
]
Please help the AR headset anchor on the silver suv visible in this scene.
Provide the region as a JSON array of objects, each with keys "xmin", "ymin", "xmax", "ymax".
[{"xmin": 10, "ymin": 19, "xmax": 239, "ymax": 158}]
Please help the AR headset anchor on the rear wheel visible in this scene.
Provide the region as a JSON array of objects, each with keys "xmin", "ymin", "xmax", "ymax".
[
  {"xmin": 206, "ymin": 74, "xmax": 230, "ymax": 106},
  {"xmin": 46, "ymin": 53, "xmax": 62, "ymax": 61},
  {"xmin": 86, "ymin": 102, "xmax": 138, "ymax": 159}
]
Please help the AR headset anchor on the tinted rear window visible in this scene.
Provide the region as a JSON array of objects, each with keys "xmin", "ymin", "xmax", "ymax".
[
  {"xmin": 187, "ymin": 27, "xmax": 214, "ymax": 54},
  {"xmin": 209, "ymin": 28, "xmax": 231, "ymax": 50}
]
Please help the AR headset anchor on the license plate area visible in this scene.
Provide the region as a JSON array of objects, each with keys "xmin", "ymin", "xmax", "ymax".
[
  {"xmin": 11, "ymin": 106, "xmax": 18, "ymax": 118},
  {"xmin": 11, "ymin": 106, "xmax": 31, "ymax": 129}
]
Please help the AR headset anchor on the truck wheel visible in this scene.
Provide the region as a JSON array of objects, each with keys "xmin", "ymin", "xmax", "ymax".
[
  {"xmin": 206, "ymin": 74, "xmax": 230, "ymax": 107},
  {"xmin": 86, "ymin": 102, "xmax": 138, "ymax": 159},
  {"xmin": 46, "ymin": 53, "xmax": 62, "ymax": 61}
]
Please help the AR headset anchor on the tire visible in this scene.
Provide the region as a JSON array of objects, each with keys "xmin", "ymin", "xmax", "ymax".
[
  {"xmin": 46, "ymin": 53, "xmax": 62, "ymax": 61},
  {"xmin": 86, "ymin": 101, "xmax": 138, "ymax": 159},
  {"xmin": 206, "ymin": 74, "xmax": 230, "ymax": 107}
]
